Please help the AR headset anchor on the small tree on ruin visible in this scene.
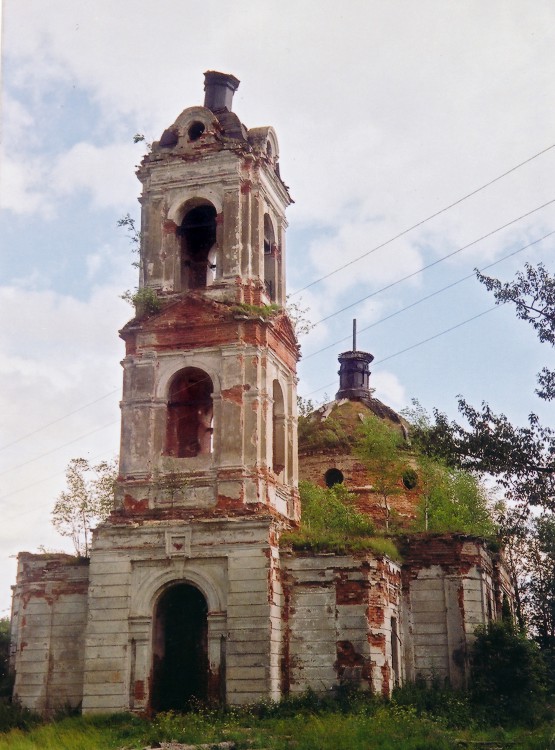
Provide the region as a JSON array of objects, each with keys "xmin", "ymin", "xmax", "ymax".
[{"xmin": 52, "ymin": 457, "xmax": 117, "ymax": 557}]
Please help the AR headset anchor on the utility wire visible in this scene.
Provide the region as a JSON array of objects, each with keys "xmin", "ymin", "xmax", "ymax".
[
  {"xmin": 0, "ymin": 447, "xmax": 117, "ymax": 510},
  {"xmin": 304, "ymin": 305, "xmax": 500, "ymax": 398},
  {"xmin": 290, "ymin": 142, "xmax": 555, "ymax": 296},
  {"xmin": 302, "ymin": 229, "xmax": 555, "ymax": 360},
  {"xmin": 0, "ymin": 421, "xmax": 118, "ymax": 478},
  {"xmin": 314, "ymin": 199, "xmax": 555, "ymax": 326},
  {"xmin": 0, "ymin": 389, "xmax": 120, "ymax": 452}
]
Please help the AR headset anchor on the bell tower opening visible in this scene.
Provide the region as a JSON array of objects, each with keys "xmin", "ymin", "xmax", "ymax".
[
  {"xmin": 179, "ymin": 203, "xmax": 217, "ymax": 290},
  {"xmin": 151, "ymin": 584, "xmax": 208, "ymax": 711},
  {"xmin": 272, "ymin": 379, "xmax": 286, "ymax": 477},
  {"xmin": 166, "ymin": 368, "xmax": 213, "ymax": 458},
  {"xmin": 263, "ymin": 213, "xmax": 277, "ymax": 301}
]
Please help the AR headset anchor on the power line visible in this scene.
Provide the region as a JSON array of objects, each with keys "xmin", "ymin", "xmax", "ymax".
[
  {"xmin": 304, "ymin": 305, "xmax": 500, "ymax": 398},
  {"xmin": 302, "ymin": 229, "xmax": 555, "ymax": 361},
  {"xmin": 290, "ymin": 142, "xmax": 555, "ymax": 296},
  {"xmin": 313, "ymin": 199, "xmax": 555, "ymax": 326},
  {"xmin": 0, "ymin": 421, "xmax": 118, "ymax": 478},
  {"xmin": 0, "ymin": 448, "xmax": 117, "ymax": 511},
  {"xmin": 0, "ymin": 388, "xmax": 120, "ymax": 452}
]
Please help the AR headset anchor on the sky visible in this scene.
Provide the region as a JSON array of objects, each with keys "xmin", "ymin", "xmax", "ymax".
[{"xmin": 1, "ymin": 0, "xmax": 554, "ymax": 615}]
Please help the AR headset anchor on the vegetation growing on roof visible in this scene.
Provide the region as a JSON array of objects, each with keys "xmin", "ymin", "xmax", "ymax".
[
  {"xmin": 298, "ymin": 401, "xmax": 365, "ymax": 453},
  {"xmin": 355, "ymin": 414, "xmax": 411, "ymax": 531},
  {"xmin": 121, "ymin": 286, "xmax": 162, "ymax": 316},
  {"xmin": 231, "ymin": 302, "xmax": 281, "ymax": 319},
  {"xmin": 281, "ymin": 481, "xmax": 401, "ymax": 560},
  {"xmin": 413, "ymin": 457, "xmax": 497, "ymax": 537}
]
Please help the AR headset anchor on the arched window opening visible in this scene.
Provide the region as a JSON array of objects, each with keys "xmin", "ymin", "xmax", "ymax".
[
  {"xmin": 151, "ymin": 583, "xmax": 208, "ymax": 711},
  {"xmin": 272, "ymin": 380, "xmax": 286, "ymax": 476},
  {"xmin": 179, "ymin": 204, "xmax": 217, "ymax": 290},
  {"xmin": 166, "ymin": 368, "xmax": 213, "ymax": 458},
  {"xmin": 263, "ymin": 213, "xmax": 277, "ymax": 301},
  {"xmin": 325, "ymin": 468, "xmax": 344, "ymax": 488}
]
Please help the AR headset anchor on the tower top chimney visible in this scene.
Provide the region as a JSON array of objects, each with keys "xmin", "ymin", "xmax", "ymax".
[{"xmin": 203, "ymin": 70, "xmax": 240, "ymax": 112}]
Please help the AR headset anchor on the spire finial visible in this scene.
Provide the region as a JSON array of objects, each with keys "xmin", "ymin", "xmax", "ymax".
[{"xmin": 353, "ymin": 319, "xmax": 357, "ymax": 351}]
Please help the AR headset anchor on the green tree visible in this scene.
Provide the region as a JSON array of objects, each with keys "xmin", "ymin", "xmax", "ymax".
[
  {"xmin": 52, "ymin": 458, "xmax": 117, "ymax": 557},
  {"xmin": 416, "ymin": 457, "xmax": 495, "ymax": 536},
  {"xmin": 410, "ymin": 264, "xmax": 555, "ymax": 513},
  {"xmin": 470, "ymin": 620, "xmax": 548, "ymax": 725},
  {"xmin": 355, "ymin": 415, "xmax": 410, "ymax": 530},
  {"xmin": 0, "ymin": 617, "xmax": 11, "ymax": 699},
  {"xmin": 407, "ymin": 265, "xmax": 555, "ymax": 664}
]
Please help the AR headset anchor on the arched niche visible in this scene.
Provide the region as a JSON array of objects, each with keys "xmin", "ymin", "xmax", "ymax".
[{"xmin": 165, "ymin": 367, "xmax": 213, "ymax": 458}]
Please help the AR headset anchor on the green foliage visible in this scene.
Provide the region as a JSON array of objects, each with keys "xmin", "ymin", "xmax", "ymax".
[
  {"xmin": 285, "ymin": 296, "xmax": 314, "ymax": 338},
  {"xmin": 0, "ymin": 620, "xmax": 11, "ymax": 700},
  {"xmin": 414, "ymin": 458, "xmax": 496, "ymax": 537},
  {"xmin": 401, "ymin": 403, "xmax": 497, "ymax": 537},
  {"xmin": 281, "ymin": 482, "xmax": 402, "ymax": 559},
  {"xmin": 298, "ymin": 413, "xmax": 354, "ymax": 453},
  {"xmin": 0, "ymin": 703, "xmax": 41, "ymax": 735},
  {"xmin": 52, "ymin": 458, "xmax": 117, "ymax": 557},
  {"xmin": 355, "ymin": 415, "xmax": 410, "ymax": 530},
  {"xmin": 231, "ymin": 302, "xmax": 281, "ymax": 318},
  {"xmin": 117, "ymin": 212, "xmax": 141, "ymax": 269},
  {"xmin": 297, "ymin": 395, "xmax": 315, "ymax": 418},
  {"xmin": 477, "ymin": 262, "xmax": 555, "ymax": 401},
  {"xmin": 121, "ymin": 286, "xmax": 161, "ymax": 316},
  {"xmin": 470, "ymin": 620, "xmax": 549, "ymax": 726},
  {"xmin": 392, "ymin": 678, "xmax": 475, "ymax": 729},
  {"xmin": 1, "ymin": 700, "xmax": 553, "ymax": 750},
  {"xmin": 295, "ymin": 481, "xmax": 375, "ymax": 536}
]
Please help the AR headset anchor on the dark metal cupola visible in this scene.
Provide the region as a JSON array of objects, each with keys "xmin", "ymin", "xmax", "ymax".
[{"xmin": 335, "ymin": 319, "xmax": 375, "ymax": 400}]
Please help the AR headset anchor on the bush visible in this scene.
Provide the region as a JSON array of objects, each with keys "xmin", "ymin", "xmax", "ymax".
[
  {"xmin": 470, "ymin": 620, "xmax": 549, "ymax": 726},
  {"xmin": 0, "ymin": 702, "xmax": 41, "ymax": 733},
  {"xmin": 0, "ymin": 620, "xmax": 11, "ymax": 701},
  {"xmin": 392, "ymin": 678, "xmax": 474, "ymax": 729}
]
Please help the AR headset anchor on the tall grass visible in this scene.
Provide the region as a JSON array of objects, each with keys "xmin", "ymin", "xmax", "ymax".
[{"xmin": 1, "ymin": 696, "xmax": 554, "ymax": 750}]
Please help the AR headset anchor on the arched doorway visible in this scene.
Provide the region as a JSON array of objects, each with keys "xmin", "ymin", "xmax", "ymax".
[{"xmin": 151, "ymin": 584, "xmax": 208, "ymax": 711}]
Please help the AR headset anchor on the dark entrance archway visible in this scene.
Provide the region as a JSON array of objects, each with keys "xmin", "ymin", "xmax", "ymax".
[{"xmin": 151, "ymin": 583, "xmax": 208, "ymax": 711}]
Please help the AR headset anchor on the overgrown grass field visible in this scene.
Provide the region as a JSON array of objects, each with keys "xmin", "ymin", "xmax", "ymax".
[{"xmin": 1, "ymin": 693, "xmax": 554, "ymax": 750}]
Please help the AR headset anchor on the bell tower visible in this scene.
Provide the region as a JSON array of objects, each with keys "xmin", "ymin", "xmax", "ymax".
[
  {"xmin": 82, "ymin": 73, "xmax": 299, "ymax": 713},
  {"xmin": 117, "ymin": 70, "xmax": 298, "ymax": 520}
]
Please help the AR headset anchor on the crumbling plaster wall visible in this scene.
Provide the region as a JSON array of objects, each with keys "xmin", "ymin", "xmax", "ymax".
[
  {"xmin": 281, "ymin": 552, "xmax": 402, "ymax": 697},
  {"xmin": 139, "ymin": 132, "xmax": 289, "ymax": 307},
  {"xmin": 298, "ymin": 452, "xmax": 419, "ymax": 529},
  {"xmin": 118, "ymin": 339, "xmax": 297, "ymax": 518},
  {"xmin": 401, "ymin": 535, "xmax": 509, "ymax": 688},
  {"xmin": 10, "ymin": 553, "xmax": 89, "ymax": 714},
  {"xmin": 81, "ymin": 516, "xmax": 286, "ymax": 713}
]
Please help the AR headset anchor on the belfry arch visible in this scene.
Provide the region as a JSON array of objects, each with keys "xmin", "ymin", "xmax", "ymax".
[
  {"xmin": 263, "ymin": 213, "xmax": 278, "ymax": 301},
  {"xmin": 165, "ymin": 367, "xmax": 213, "ymax": 458},
  {"xmin": 150, "ymin": 583, "xmax": 208, "ymax": 711},
  {"xmin": 178, "ymin": 202, "xmax": 217, "ymax": 290}
]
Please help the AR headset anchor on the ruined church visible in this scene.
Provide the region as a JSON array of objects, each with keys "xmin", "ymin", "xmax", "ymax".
[{"xmin": 10, "ymin": 72, "xmax": 512, "ymax": 714}]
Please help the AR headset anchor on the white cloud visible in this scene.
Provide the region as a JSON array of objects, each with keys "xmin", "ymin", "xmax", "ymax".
[
  {"xmin": 51, "ymin": 141, "xmax": 140, "ymax": 209},
  {"xmin": 0, "ymin": 153, "xmax": 54, "ymax": 217},
  {"xmin": 371, "ymin": 371, "xmax": 407, "ymax": 411}
]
